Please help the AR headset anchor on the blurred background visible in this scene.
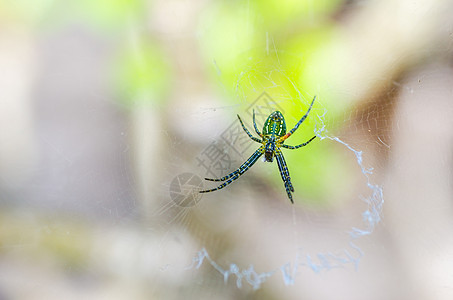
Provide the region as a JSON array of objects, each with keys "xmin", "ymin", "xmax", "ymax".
[{"xmin": 0, "ymin": 0, "xmax": 453, "ymax": 299}]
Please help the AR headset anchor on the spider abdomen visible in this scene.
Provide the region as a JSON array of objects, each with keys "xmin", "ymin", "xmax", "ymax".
[{"xmin": 264, "ymin": 136, "xmax": 276, "ymax": 162}]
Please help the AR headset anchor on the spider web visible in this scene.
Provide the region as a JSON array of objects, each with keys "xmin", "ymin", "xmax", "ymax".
[
  {"xmin": 3, "ymin": 1, "xmax": 453, "ymax": 299},
  {"xmin": 157, "ymin": 49, "xmax": 386, "ymax": 290}
]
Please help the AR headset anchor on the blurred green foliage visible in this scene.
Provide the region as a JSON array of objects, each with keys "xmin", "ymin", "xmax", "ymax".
[
  {"xmin": 1, "ymin": 0, "xmax": 355, "ymax": 204},
  {"xmin": 78, "ymin": 0, "xmax": 144, "ymax": 29},
  {"xmin": 114, "ymin": 40, "xmax": 171, "ymax": 107}
]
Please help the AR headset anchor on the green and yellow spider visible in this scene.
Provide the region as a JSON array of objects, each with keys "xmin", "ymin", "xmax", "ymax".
[{"xmin": 199, "ymin": 96, "xmax": 317, "ymax": 203}]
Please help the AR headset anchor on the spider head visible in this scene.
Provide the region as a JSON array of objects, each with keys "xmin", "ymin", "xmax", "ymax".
[
  {"xmin": 264, "ymin": 136, "xmax": 276, "ymax": 162},
  {"xmin": 262, "ymin": 111, "xmax": 287, "ymax": 137}
]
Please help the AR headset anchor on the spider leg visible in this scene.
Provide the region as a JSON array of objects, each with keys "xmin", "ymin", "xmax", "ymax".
[
  {"xmin": 275, "ymin": 149, "xmax": 294, "ymax": 203},
  {"xmin": 282, "ymin": 135, "xmax": 316, "ymax": 149},
  {"xmin": 253, "ymin": 109, "xmax": 262, "ymax": 137},
  {"xmin": 279, "ymin": 96, "xmax": 316, "ymax": 142},
  {"xmin": 200, "ymin": 146, "xmax": 264, "ymax": 193},
  {"xmin": 204, "ymin": 171, "xmax": 237, "ymax": 182},
  {"xmin": 237, "ymin": 114, "xmax": 262, "ymax": 143}
]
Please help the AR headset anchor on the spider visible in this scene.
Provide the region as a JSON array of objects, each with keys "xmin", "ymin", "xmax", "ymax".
[{"xmin": 199, "ymin": 96, "xmax": 317, "ymax": 203}]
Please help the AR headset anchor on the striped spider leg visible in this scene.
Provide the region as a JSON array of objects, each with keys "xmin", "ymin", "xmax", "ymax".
[
  {"xmin": 275, "ymin": 148, "xmax": 295, "ymax": 203},
  {"xmin": 199, "ymin": 146, "xmax": 264, "ymax": 193}
]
